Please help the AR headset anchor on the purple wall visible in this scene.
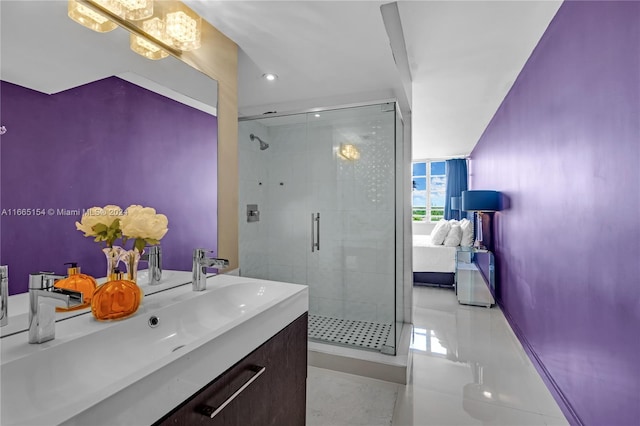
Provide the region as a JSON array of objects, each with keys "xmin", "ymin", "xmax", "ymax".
[
  {"xmin": 0, "ymin": 77, "xmax": 218, "ymax": 294},
  {"xmin": 470, "ymin": 2, "xmax": 640, "ymax": 425}
]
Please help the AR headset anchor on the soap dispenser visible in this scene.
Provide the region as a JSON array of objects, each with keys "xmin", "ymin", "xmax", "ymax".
[
  {"xmin": 91, "ymin": 269, "xmax": 142, "ymax": 321},
  {"xmin": 54, "ymin": 262, "xmax": 97, "ymax": 311}
]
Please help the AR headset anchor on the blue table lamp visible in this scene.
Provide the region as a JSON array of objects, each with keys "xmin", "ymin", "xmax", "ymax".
[{"xmin": 461, "ymin": 190, "xmax": 500, "ymax": 249}]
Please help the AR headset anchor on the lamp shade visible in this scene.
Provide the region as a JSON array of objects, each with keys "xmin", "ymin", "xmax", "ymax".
[
  {"xmin": 451, "ymin": 196, "xmax": 461, "ymax": 211},
  {"xmin": 461, "ymin": 190, "xmax": 499, "ymax": 212}
]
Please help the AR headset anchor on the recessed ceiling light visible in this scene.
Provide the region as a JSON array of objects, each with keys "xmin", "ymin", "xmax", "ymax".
[
  {"xmin": 314, "ymin": 113, "xmax": 320, "ymax": 118},
  {"xmin": 262, "ymin": 73, "xmax": 278, "ymax": 81}
]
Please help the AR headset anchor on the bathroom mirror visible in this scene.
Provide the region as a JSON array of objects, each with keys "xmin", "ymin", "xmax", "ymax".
[{"xmin": 0, "ymin": 1, "xmax": 219, "ymax": 297}]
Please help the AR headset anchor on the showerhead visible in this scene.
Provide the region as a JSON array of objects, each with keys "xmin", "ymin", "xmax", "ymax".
[{"xmin": 250, "ymin": 133, "xmax": 270, "ymax": 150}]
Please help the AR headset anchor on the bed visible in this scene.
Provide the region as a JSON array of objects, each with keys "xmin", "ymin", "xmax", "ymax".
[
  {"xmin": 412, "ymin": 218, "xmax": 475, "ymax": 287},
  {"xmin": 412, "ymin": 234, "xmax": 457, "ymax": 287}
]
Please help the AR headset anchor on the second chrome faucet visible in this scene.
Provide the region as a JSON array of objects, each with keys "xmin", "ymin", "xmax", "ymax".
[
  {"xmin": 140, "ymin": 245, "xmax": 162, "ymax": 285},
  {"xmin": 192, "ymin": 249, "xmax": 229, "ymax": 291},
  {"xmin": 28, "ymin": 272, "xmax": 84, "ymax": 344}
]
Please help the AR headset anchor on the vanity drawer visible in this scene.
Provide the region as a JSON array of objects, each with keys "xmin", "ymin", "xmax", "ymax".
[{"xmin": 155, "ymin": 313, "xmax": 308, "ymax": 426}]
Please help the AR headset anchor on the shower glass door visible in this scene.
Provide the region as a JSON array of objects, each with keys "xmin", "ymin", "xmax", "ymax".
[{"xmin": 238, "ymin": 103, "xmax": 398, "ymax": 354}]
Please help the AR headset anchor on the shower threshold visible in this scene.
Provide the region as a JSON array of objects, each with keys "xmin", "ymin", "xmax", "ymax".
[
  {"xmin": 308, "ymin": 315, "xmax": 392, "ymax": 352},
  {"xmin": 308, "ymin": 321, "xmax": 413, "ymax": 385}
]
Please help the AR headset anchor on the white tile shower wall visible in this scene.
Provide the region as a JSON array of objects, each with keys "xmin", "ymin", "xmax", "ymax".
[
  {"xmin": 240, "ymin": 106, "xmax": 399, "ymax": 330},
  {"xmin": 238, "ymin": 121, "xmax": 269, "ymax": 279},
  {"xmin": 306, "ymin": 110, "xmax": 396, "ymax": 324},
  {"xmin": 267, "ymin": 123, "xmax": 309, "ymax": 280}
]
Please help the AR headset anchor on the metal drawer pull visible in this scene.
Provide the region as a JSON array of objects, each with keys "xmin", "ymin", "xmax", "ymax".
[{"xmin": 197, "ymin": 366, "xmax": 266, "ymax": 418}]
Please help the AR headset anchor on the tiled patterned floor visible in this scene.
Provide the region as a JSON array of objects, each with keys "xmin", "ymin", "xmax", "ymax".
[{"xmin": 308, "ymin": 315, "xmax": 392, "ymax": 351}]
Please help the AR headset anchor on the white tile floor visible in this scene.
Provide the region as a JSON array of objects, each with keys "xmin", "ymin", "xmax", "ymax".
[
  {"xmin": 307, "ymin": 366, "xmax": 399, "ymax": 426},
  {"xmin": 307, "ymin": 286, "xmax": 570, "ymax": 426}
]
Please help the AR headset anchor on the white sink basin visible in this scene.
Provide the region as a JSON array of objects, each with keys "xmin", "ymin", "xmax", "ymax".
[
  {"xmin": 0, "ymin": 275, "xmax": 308, "ymax": 426},
  {"xmin": 0, "ymin": 270, "xmax": 198, "ymax": 338}
]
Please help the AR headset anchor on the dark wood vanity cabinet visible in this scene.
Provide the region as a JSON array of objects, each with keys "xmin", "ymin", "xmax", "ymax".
[{"xmin": 154, "ymin": 313, "xmax": 308, "ymax": 426}]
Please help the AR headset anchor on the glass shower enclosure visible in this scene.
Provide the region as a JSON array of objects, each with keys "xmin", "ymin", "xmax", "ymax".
[{"xmin": 238, "ymin": 102, "xmax": 403, "ymax": 355}]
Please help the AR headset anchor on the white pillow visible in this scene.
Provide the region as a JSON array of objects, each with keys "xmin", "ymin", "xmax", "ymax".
[
  {"xmin": 444, "ymin": 225, "xmax": 463, "ymax": 247},
  {"xmin": 449, "ymin": 219, "xmax": 459, "ymax": 226},
  {"xmin": 430, "ymin": 219, "xmax": 451, "ymax": 245},
  {"xmin": 459, "ymin": 218, "xmax": 475, "ymax": 247}
]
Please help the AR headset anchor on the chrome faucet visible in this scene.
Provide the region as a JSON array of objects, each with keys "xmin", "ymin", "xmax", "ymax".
[
  {"xmin": 1, "ymin": 266, "xmax": 8, "ymax": 327},
  {"xmin": 192, "ymin": 249, "xmax": 229, "ymax": 291},
  {"xmin": 28, "ymin": 272, "xmax": 83, "ymax": 344},
  {"xmin": 140, "ymin": 245, "xmax": 162, "ymax": 285}
]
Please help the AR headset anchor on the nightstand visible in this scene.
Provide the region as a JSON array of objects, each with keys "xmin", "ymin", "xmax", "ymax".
[{"xmin": 455, "ymin": 247, "xmax": 495, "ymax": 308}]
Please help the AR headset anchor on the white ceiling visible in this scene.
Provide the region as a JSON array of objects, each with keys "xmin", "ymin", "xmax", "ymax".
[
  {"xmin": 186, "ymin": 0, "xmax": 402, "ymax": 117},
  {"xmin": 399, "ymin": 1, "xmax": 562, "ymax": 159},
  {"xmin": 187, "ymin": 0, "xmax": 562, "ymax": 159},
  {"xmin": 1, "ymin": 1, "xmax": 562, "ymax": 159}
]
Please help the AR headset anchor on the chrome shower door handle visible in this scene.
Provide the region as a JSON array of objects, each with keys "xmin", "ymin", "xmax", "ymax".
[
  {"xmin": 315, "ymin": 212, "xmax": 320, "ymax": 251},
  {"xmin": 311, "ymin": 213, "xmax": 320, "ymax": 252},
  {"xmin": 311, "ymin": 213, "xmax": 316, "ymax": 252}
]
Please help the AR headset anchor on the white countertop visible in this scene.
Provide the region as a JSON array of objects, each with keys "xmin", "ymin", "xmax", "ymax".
[{"xmin": 0, "ymin": 274, "xmax": 308, "ymax": 425}]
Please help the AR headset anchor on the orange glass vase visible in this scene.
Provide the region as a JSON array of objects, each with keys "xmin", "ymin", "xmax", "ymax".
[
  {"xmin": 91, "ymin": 270, "xmax": 143, "ymax": 321},
  {"xmin": 54, "ymin": 263, "xmax": 97, "ymax": 312}
]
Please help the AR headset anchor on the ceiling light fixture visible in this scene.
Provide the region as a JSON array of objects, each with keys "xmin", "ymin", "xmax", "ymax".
[
  {"xmin": 314, "ymin": 113, "xmax": 321, "ymax": 118},
  {"xmin": 68, "ymin": 0, "xmax": 204, "ymax": 61},
  {"xmin": 116, "ymin": 0, "xmax": 153, "ymax": 21},
  {"xmin": 164, "ymin": 4, "xmax": 201, "ymax": 51},
  {"xmin": 130, "ymin": 17, "xmax": 169, "ymax": 60},
  {"xmin": 130, "ymin": 34, "xmax": 168, "ymax": 60},
  {"xmin": 68, "ymin": 0, "xmax": 118, "ymax": 32},
  {"xmin": 262, "ymin": 73, "xmax": 278, "ymax": 81}
]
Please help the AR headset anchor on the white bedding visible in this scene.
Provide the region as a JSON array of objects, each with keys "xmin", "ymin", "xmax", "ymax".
[{"xmin": 412, "ymin": 234, "xmax": 457, "ymax": 273}]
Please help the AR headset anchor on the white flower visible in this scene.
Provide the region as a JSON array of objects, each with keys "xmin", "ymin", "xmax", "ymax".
[
  {"xmin": 102, "ymin": 204, "xmax": 124, "ymax": 225},
  {"xmin": 75, "ymin": 206, "xmax": 106, "ymax": 237},
  {"xmin": 75, "ymin": 204, "xmax": 166, "ymax": 250},
  {"xmin": 121, "ymin": 205, "xmax": 169, "ymax": 241},
  {"xmin": 75, "ymin": 205, "xmax": 124, "ymax": 247}
]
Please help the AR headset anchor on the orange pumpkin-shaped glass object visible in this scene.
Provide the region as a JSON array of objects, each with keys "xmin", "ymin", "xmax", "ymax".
[
  {"xmin": 91, "ymin": 270, "xmax": 143, "ymax": 321},
  {"xmin": 54, "ymin": 263, "xmax": 97, "ymax": 312}
]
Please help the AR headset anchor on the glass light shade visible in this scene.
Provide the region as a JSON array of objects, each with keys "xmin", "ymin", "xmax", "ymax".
[
  {"xmin": 164, "ymin": 5, "xmax": 202, "ymax": 51},
  {"xmin": 339, "ymin": 143, "xmax": 360, "ymax": 161},
  {"xmin": 68, "ymin": 0, "xmax": 117, "ymax": 33},
  {"xmin": 115, "ymin": 0, "xmax": 153, "ymax": 21},
  {"xmin": 130, "ymin": 17, "xmax": 169, "ymax": 60},
  {"xmin": 130, "ymin": 34, "xmax": 168, "ymax": 60}
]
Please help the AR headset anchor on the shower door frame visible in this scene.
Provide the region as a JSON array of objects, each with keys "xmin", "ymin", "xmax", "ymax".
[{"xmin": 239, "ymin": 99, "xmax": 408, "ymax": 356}]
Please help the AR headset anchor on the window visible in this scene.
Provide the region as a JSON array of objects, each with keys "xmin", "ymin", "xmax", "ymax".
[{"xmin": 412, "ymin": 160, "xmax": 446, "ymax": 222}]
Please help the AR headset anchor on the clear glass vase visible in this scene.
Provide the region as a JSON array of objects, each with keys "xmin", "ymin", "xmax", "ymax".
[
  {"xmin": 102, "ymin": 246, "xmax": 125, "ymax": 278},
  {"xmin": 122, "ymin": 248, "xmax": 143, "ymax": 284}
]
